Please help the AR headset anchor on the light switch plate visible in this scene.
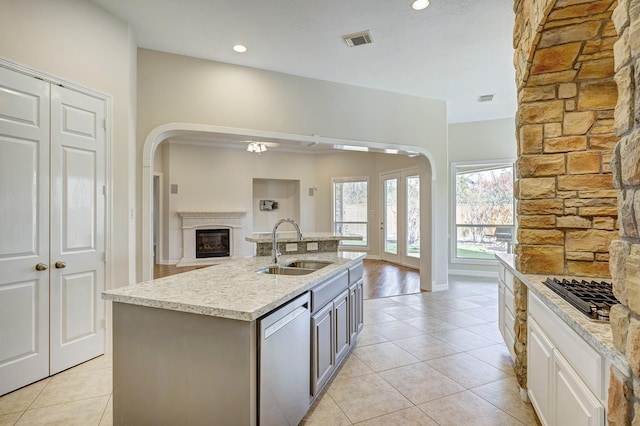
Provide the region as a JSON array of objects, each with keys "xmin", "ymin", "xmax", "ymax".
[
  {"xmin": 307, "ymin": 242, "xmax": 319, "ymax": 251},
  {"xmin": 285, "ymin": 243, "xmax": 298, "ymax": 252}
]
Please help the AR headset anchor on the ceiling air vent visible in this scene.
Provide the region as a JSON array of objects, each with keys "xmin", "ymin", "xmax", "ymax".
[
  {"xmin": 343, "ymin": 30, "xmax": 374, "ymax": 47},
  {"xmin": 477, "ymin": 94, "xmax": 495, "ymax": 103}
]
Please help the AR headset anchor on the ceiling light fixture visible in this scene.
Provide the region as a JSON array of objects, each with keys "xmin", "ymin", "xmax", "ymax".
[
  {"xmin": 233, "ymin": 44, "xmax": 247, "ymax": 53},
  {"xmin": 411, "ymin": 0, "xmax": 430, "ymax": 10},
  {"xmin": 247, "ymin": 141, "xmax": 267, "ymax": 153}
]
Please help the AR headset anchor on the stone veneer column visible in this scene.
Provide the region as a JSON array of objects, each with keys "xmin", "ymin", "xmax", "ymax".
[
  {"xmin": 608, "ymin": 0, "xmax": 640, "ymax": 423},
  {"xmin": 514, "ymin": 0, "xmax": 619, "ymax": 278},
  {"xmin": 513, "ymin": 0, "xmax": 620, "ymax": 399}
]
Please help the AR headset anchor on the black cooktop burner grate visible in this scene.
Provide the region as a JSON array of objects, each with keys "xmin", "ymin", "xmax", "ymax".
[{"xmin": 542, "ymin": 278, "xmax": 619, "ymax": 321}]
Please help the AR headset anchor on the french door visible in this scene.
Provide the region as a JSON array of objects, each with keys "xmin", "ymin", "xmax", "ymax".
[
  {"xmin": 381, "ymin": 169, "xmax": 420, "ymax": 269},
  {"xmin": 0, "ymin": 66, "xmax": 105, "ymax": 395}
]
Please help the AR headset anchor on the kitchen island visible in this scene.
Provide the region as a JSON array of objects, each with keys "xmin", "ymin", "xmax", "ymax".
[{"xmin": 102, "ymin": 251, "xmax": 365, "ymax": 425}]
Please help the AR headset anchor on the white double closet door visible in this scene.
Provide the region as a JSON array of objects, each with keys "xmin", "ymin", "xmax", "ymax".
[{"xmin": 0, "ymin": 67, "xmax": 106, "ymax": 396}]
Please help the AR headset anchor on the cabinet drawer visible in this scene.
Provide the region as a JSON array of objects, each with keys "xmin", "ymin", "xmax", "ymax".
[
  {"xmin": 504, "ymin": 269, "xmax": 515, "ymax": 293},
  {"xmin": 348, "ymin": 262, "xmax": 363, "ymax": 285},
  {"xmin": 529, "ymin": 292, "xmax": 604, "ymax": 399},
  {"xmin": 504, "ymin": 287, "xmax": 515, "ymax": 318},
  {"xmin": 503, "ymin": 323, "xmax": 516, "ymax": 361},
  {"xmin": 504, "ymin": 304, "xmax": 515, "ymax": 337},
  {"xmin": 311, "ymin": 270, "xmax": 349, "ymax": 312},
  {"xmin": 498, "ymin": 264, "xmax": 506, "ymax": 283}
]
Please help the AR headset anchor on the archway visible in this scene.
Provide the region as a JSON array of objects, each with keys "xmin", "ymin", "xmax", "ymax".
[{"xmin": 140, "ymin": 123, "xmax": 438, "ymax": 292}]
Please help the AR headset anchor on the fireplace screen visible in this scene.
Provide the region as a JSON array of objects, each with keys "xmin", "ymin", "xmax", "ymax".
[{"xmin": 196, "ymin": 229, "xmax": 230, "ymax": 258}]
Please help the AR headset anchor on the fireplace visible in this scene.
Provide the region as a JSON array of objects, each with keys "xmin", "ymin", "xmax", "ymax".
[
  {"xmin": 176, "ymin": 211, "xmax": 248, "ymax": 267},
  {"xmin": 196, "ymin": 229, "xmax": 230, "ymax": 258}
]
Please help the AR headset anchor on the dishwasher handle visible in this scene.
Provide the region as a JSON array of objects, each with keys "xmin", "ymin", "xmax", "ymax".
[{"xmin": 264, "ymin": 305, "xmax": 308, "ymax": 339}]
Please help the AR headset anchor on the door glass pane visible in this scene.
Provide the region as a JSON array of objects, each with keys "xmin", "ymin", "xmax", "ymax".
[
  {"xmin": 406, "ymin": 175, "xmax": 420, "ymax": 258},
  {"xmin": 384, "ymin": 178, "xmax": 397, "ymax": 254}
]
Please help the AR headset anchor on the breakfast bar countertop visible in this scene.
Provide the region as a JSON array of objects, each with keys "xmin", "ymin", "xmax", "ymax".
[
  {"xmin": 245, "ymin": 231, "xmax": 363, "ymax": 243},
  {"xmin": 102, "ymin": 251, "xmax": 366, "ymax": 322}
]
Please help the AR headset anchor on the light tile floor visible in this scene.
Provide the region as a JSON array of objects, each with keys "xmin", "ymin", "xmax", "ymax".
[{"xmin": 0, "ymin": 275, "xmax": 539, "ymax": 425}]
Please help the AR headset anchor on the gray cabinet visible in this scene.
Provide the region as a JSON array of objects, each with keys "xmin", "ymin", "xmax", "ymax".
[
  {"xmin": 311, "ymin": 302, "xmax": 334, "ymax": 395},
  {"xmin": 334, "ymin": 289, "xmax": 350, "ymax": 365},
  {"xmin": 349, "ymin": 279, "xmax": 364, "ymax": 343},
  {"xmin": 311, "ymin": 288, "xmax": 350, "ymax": 395},
  {"xmin": 310, "ymin": 260, "xmax": 364, "ymax": 397}
]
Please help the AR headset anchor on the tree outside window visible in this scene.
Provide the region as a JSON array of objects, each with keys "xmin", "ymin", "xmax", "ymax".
[
  {"xmin": 333, "ymin": 178, "xmax": 368, "ymax": 247},
  {"xmin": 453, "ymin": 162, "xmax": 514, "ymax": 261}
]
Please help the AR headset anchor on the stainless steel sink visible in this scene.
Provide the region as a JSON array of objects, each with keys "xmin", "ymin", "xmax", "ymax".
[
  {"xmin": 256, "ymin": 260, "xmax": 332, "ymax": 276},
  {"xmin": 257, "ymin": 266, "xmax": 315, "ymax": 276},
  {"xmin": 284, "ymin": 260, "xmax": 332, "ymax": 270}
]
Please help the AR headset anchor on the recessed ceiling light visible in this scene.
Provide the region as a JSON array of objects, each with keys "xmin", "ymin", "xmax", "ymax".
[
  {"xmin": 477, "ymin": 94, "xmax": 495, "ymax": 102},
  {"xmin": 233, "ymin": 44, "xmax": 247, "ymax": 53},
  {"xmin": 411, "ymin": 0, "xmax": 430, "ymax": 10}
]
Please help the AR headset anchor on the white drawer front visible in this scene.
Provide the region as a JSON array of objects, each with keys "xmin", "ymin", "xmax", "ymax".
[
  {"xmin": 505, "ymin": 269, "xmax": 515, "ymax": 293},
  {"xmin": 529, "ymin": 292, "xmax": 604, "ymax": 399}
]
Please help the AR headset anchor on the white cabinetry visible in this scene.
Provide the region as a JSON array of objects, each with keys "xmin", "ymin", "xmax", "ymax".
[
  {"xmin": 497, "ymin": 263, "xmax": 516, "ymax": 361},
  {"xmin": 527, "ymin": 292, "xmax": 605, "ymax": 426}
]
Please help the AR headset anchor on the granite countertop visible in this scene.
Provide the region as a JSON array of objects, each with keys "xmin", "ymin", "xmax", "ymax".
[
  {"xmin": 496, "ymin": 253, "xmax": 627, "ymax": 372},
  {"xmin": 245, "ymin": 231, "xmax": 363, "ymax": 243},
  {"xmin": 102, "ymin": 251, "xmax": 366, "ymax": 322}
]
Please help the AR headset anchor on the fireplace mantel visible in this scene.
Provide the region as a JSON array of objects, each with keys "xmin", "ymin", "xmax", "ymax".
[{"xmin": 176, "ymin": 211, "xmax": 248, "ymax": 267}]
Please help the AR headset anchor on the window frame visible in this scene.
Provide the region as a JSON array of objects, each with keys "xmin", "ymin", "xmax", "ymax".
[
  {"xmin": 332, "ymin": 176, "xmax": 370, "ymax": 250},
  {"xmin": 450, "ymin": 159, "xmax": 516, "ymax": 265}
]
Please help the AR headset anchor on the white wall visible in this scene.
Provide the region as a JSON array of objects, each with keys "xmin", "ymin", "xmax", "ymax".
[
  {"xmin": 448, "ymin": 118, "xmax": 516, "ymax": 276},
  {"xmin": 253, "ymin": 179, "xmax": 301, "ymax": 233},
  {"xmin": 0, "ymin": 0, "xmax": 137, "ymax": 289},
  {"xmin": 138, "ymin": 48, "xmax": 448, "ymax": 289},
  {"xmin": 158, "ymin": 143, "xmax": 317, "ymax": 262},
  {"xmin": 154, "ymin": 145, "xmax": 418, "ymax": 263}
]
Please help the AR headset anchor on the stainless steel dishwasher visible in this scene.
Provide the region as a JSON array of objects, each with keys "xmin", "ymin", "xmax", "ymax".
[{"xmin": 258, "ymin": 292, "xmax": 310, "ymax": 426}]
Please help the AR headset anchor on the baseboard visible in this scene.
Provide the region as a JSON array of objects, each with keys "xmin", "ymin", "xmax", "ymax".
[
  {"xmin": 448, "ymin": 269, "xmax": 497, "ymax": 278},
  {"xmin": 431, "ymin": 282, "xmax": 449, "ymax": 292}
]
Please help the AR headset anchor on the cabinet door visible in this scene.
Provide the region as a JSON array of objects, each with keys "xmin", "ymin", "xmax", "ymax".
[
  {"xmin": 498, "ymin": 281, "xmax": 505, "ymax": 339},
  {"xmin": 528, "ymin": 318, "xmax": 553, "ymax": 426},
  {"xmin": 311, "ymin": 303, "xmax": 334, "ymax": 395},
  {"xmin": 554, "ymin": 350, "xmax": 604, "ymax": 426},
  {"xmin": 348, "ymin": 283, "xmax": 358, "ymax": 343},
  {"xmin": 356, "ymin": 280, "xmax": 364, "ymax": 333},
  {"xmin": 334, "ymin": 290, "xmax": 350, "ymax": 365}
]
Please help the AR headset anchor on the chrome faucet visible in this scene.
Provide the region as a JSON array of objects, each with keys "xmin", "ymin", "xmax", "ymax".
[{"xmin": 272, "ymin": 218, "xmax": 302, "ymax": 264}]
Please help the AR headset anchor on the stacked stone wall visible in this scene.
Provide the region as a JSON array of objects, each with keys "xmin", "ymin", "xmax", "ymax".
[
  {"xmin": 514, "ymin": 0, "xmax": 619, "ymax": 277},
  {"xmin": 608, "ymin": 0, "xmax": 640, "ymax": 423}
]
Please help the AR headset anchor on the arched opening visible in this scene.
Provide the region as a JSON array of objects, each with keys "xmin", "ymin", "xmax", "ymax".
[{"xmin": 140, "ymin": 123, "xmax": 437, "ymax": 292}]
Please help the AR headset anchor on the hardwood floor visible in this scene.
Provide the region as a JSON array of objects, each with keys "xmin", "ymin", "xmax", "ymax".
[
  {"xmin": 154, "ymin": 259, "xmax": 420, "ymax": 299},
  {"xmin": 153, "ymin": 263, "xmax": 208, "ymax": 279},
  {"xmin": 362, "ymin": 259, "xmax": 420, "ymax": 299}
]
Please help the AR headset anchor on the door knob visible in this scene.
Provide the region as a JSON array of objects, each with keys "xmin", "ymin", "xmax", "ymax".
[
  {"xmin": 55, "ymin": 261, "xmax": 66, "ymax": 269},
  {"xmin": 35, "ymin": 263, "xmax": 48, "ymax": 271}
]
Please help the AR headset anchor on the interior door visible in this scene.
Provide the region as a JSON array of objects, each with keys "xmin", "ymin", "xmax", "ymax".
[
  {"xmin": 0, "ymin": 67, "xmax": 51, "ymax": 395},
  {"xmin": 49, "ymin": 85, "xmax": 105, "ymax": 374},
  {"xmin": 381, "ymin": 174, "xmax": 400, "ymax": 264}
]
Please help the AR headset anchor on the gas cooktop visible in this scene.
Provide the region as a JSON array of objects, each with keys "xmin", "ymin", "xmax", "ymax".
[{"xmin": 542, "ymin": 278, "xmax": 619, "ymax": 322}]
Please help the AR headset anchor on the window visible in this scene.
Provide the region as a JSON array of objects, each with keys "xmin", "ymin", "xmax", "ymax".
[
  {"xmin": 333, "ymin": 177, "xmax": 368, "ymax": 248},
  {"xmin": 452, "ymin": 161, "xmax": 514, "ymax": 262}
]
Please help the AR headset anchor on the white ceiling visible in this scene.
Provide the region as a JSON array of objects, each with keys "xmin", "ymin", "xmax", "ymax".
[{"xmin": 91, "ymin": 0, "xmax": 517, "ymax": 124}]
